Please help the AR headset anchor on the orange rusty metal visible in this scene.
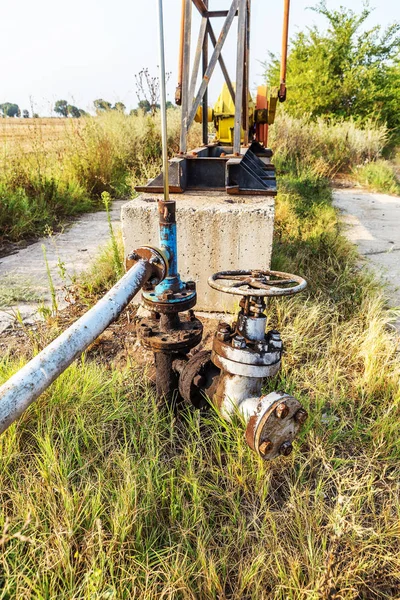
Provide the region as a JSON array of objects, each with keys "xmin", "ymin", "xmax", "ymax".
[
  {"xmin": 175, "ymin": 0, "xmax": 186, "ymax": 105},
  {"xmin": 279, "ymin": 0, "xmax": 290, "ymax": 101}
]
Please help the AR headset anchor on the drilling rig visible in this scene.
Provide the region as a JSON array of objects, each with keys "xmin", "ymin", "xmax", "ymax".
[{"xmin": 0, "ymin": 0, "xmax": 310, "ymax": 461}]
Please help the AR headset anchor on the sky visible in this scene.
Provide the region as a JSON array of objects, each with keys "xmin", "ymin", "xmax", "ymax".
[{"xmin": 1, "ymin": 0, "xmax": 400, "ymax": 116}]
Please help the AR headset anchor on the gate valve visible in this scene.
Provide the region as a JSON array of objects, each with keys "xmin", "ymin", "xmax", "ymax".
[{"xmin": 202, "ymin": 268, "xmax": 309, "ymax": 459}]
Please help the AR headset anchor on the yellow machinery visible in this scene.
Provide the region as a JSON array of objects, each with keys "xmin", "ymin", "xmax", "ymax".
[{"xmin": 195, "ymin": 83, "xmax": 280, "ymax": 146}]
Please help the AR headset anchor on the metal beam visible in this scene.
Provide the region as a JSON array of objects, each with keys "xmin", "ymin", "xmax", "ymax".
[
  {"xmin": 192, "ymin": 0, "xmax": 208, "ymax": 15},
  {"xmin": 180, "ymin": 0, "xmax": 192, "ymax": 153},
  {"xmin": 207, "ymin": 21, "xmax": 236, "ymax": 104},
  {"xmin": 189, "ymin": 15, "xmax": 208, "ymax": 106},
  {"xmin": 202, "ymin": 0, "xmax": 209, "ymax": 145},
  {"xmin": 233, "ymin": 0, "xmax": 246, "ymax": 154},
  {"xmin": 207, "ymin": 10, "xmax": 237, "ymax": 17},
  {"xmin": 187, "ymin": 0, "xmax": 240, "ymax": 133}
]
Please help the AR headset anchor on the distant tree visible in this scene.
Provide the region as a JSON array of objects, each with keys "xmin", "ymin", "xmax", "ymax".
[
  {"xmin": 113, "ymin": 102, "xmax": 126, "ymax": 113},
  {"xmin": 135, "ymin": 68, "xmax": 171, "ymax": 115},
  {"xmin": 265, "ymin": 2, "xmax": 400, "ymax": 136},
  {"xmin": 22, "ymin": 109, "xmax": 29, "ymax": 118},
  {"xmin": 32, "ymin": 112, "xmax": 39, "ymax": 118},
  {"xmin": 0, "ymin": 103, "xmax": 20, "ymax": 117},
  {"xmin": 79, "ymin": 109, "xmax": 89, "ymax": 117},
  {"xmin": 93, "ymin": 98, "xmax": 112, "ymax": 114},
  {"xmin": 137, "ymin": 99, "xmax": 151, "ymax": 113},
  {"xmin": 67, "ymin": 105, "xmax": 81, "ymax": 118},
  {"xmin": 54, "ymin": 99, "xmax": 69, "ymax": 117}
]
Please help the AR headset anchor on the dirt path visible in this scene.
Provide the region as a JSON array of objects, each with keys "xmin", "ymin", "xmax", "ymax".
[
  {"xmin": 0, "ymin": 200, "xmax": 126, "ymax": 333},
  {"xmin": 333, "ymin": 188, "xmax": 400, "ymax": 327}
]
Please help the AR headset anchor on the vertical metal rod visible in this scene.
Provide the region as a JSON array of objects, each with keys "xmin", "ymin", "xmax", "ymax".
[
  {"xmin": 189, "ymin": 15, "xmax": 208, "ymax": 107},
  {"xmin": 202, "ymin": 0, "xmax": 209, "ymax": 145},
  {"xmin": 233, "ymin": 0, "xmax": 246, "ymax": 154},
  {"xmin": 179, "ymin": 0, "xmax": 192, "ymax": 154},
  {"xmin": 279, "ymin": 0, "xmax": 290, "ymax": 101},
  {"xmin": 175, "ymin": 0, "xmax": 185, "ymax": 105},
  {"xmin": 242, "ymin": 0, "xmax": 251, "ymax": 144},
  {"xmin": 157, "ymin": 0, "xmax": 169, "ymax": 201}
]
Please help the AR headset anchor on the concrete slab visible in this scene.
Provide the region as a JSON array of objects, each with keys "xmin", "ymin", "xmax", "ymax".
[
  {"xmin": 333, "ymin": 188, "xmax": 400, "ymax": 329},
  {"xmin": 0, "ymin": 200, "xmax": 126, "ymax": 333},
  {"xmin": 122, "ymin": 192, "xmax": 275, "ymax": 313}
]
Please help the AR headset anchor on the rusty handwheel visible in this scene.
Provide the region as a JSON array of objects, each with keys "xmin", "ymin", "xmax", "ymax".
[{"xmin": 208, "ymin": 269, "xmax": 307, "ymax": 297}]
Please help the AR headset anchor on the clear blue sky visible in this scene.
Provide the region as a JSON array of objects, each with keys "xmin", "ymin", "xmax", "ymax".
[{"xmin": 1, "ymin": 0, "xmax": 399, "ymax": 115}]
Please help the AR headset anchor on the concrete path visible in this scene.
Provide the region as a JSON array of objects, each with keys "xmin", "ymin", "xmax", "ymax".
[
  {"xmin": 0, "ymin": 200, "xmax": 126, "ymax": 333},
  {"xmin": 333, "ymin": 189, "xmax": 400, "ymax": 327}
]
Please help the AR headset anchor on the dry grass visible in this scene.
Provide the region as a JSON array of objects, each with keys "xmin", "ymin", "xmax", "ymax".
[{"xmin": 0, "ymin": 175, "xmax": 399, "ymax": 599}]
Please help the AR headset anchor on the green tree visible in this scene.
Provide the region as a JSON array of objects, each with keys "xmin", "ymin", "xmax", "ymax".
[
  {"xmin": 67, "ymin": 105, "xmax": 81, "ymax": 118},
  {"xmin": 265, "ymin": 3, "xmax": 400, "ymax": 135},
  {"xmin": 113, "ymin": 102, "xmax": 126, "ymax": 113},
  {"xmin": 54, "ymin": 99, "xmax": 69, "ymax": 117},
  {"xmin": 93, "ymin": 99, "xmax": 112, "ymax": 114},
  {"xmin": 0, "ymin": 103, "xmax": 20, "ymax": 117}
]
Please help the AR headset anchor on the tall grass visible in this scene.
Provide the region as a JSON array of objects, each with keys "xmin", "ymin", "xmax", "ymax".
[
  {"xmin": 269, "ymin": 113, "xmax": 389, "ymax": 179},
  {"xmin": 0, "ymin": 111, "xmax": 201, "ymax": 244},
  {"xmin": 0, "ymin": 174, "xmax": 399, "ymax": 598}
]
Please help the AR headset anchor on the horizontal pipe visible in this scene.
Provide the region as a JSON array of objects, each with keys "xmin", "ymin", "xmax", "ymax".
[{"xmin": 0, "ymin": 259, "xmax": 153, "ymax": 435}]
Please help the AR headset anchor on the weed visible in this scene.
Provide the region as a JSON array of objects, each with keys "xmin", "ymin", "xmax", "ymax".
[
  {"xmin": 102, "ymin": 191, "xmax": 124, "ymax": 279},
  {"xmin": 0, "ymin": 173, "xmax": 398, "ymax": 598},
  {"xmin": 352, "ymin": 160, "xmax": 400, "ymax": 194}
]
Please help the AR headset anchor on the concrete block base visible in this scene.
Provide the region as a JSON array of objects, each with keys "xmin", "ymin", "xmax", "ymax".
[{"xmin": 121, "ymin": 192, "xmax": 274, "ymax": 313}]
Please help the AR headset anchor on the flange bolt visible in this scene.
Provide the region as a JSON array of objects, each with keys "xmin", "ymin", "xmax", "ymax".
[
  {"xmin": 279, "ymin": 441, "xmax": 293, "ymax": 456},
  {"xmin": 259, "ymin": 439, "xmax": 273, "ymax": 456},
  {"xmin": 128, "ymin": 251, "xmax": 139, "ymax": 261},
  {"xmin": 275, "ymin": 402, "xmax": 289, "ymax": 419},
  {"xmin": 294, "ymin": 408, "xmax": 308, "ymax": 425},
  {"xmin": 232, "ymin": 335, "xmax": 246, "ymax": 349},
  {"xmin": 217, "ymin": 322, "xmax": 231, "ymax": 342},
  {"xmin": 142, "ymin": 327, "xmax": 152, "ymax": 338},
  {"xmin": 186, "ymin": 281, "xmax": 196, "ymax": 291}
]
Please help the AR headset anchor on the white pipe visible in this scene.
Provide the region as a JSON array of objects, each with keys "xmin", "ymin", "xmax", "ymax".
[
  {"xmin": 0, "ymin": 259, "xmax": 152, "ymax": 435},
  {"xmin": 157, "ymin": 0, "xmax": 170, "ymax": 201}
]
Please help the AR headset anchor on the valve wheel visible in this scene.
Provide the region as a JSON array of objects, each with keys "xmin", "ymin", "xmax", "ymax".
[{"xmin": 208, "ymin": 269, "xmax": 307, "ymax": 297}]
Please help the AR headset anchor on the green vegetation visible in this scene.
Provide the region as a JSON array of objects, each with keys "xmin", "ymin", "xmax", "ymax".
[
  {"xmin": 266, "ymin": 2, "xmax": 400, "ymax": 144},
  {"xmin": 0, "ymin": 167, "xmax": 399, "ymax": 597},
  {"xmin": 352, "ymin": 159, "xmax": 400, "ymax": 194},
  {"xmin": 0, "ymin": 110, "xmax": 201, "ymax": 245}
]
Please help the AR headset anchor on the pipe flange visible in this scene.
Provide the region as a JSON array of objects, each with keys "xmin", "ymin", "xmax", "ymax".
[
  {"xmin": 137, "ymin": 316, "xmax": 203, "ymax": 353},
  {"xmin": 245, "ymin": 391, "xmax": 308, "ymax": 460},
  {"xmin": 213, "ymin": 336, "xmax": 281, "ymax": 366},
  {"xmin": 142, "ymin": 289, "xmax": 197, "ymax": 314},
  {"xmin": 178, "ymin": 350, "xmax": 213, "ymax": 409},
  {"xmin": 211, "ymin": 351, "xmax": 280, "ymax": 378},
  {"xmin": 126, "ymin": 246, "xmax": 168, "ymax": 289}
]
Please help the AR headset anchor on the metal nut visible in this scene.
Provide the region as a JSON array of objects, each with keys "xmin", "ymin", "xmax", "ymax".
[
  {"xmin": 259, "ymin": 439, "xmax": 273, "ymax": 456},
  {"xmin": 294, "ymin": 408, "xmax": 308, "ymax": 425},
  {"xmin": 149, "ymin": 256, "xmax": 160, "ymax": 265},
  {"xmin": 166, "ymin": 292, "xmax": 174, "ymax": 300},
  {"xmin": 218, "ymin": 322, "xmax": 231, "ymax": 333},
  {"xmin": 275, "ymin": 402, "xmax": 289, "ymax": 419},
  {"xmin": 128, "ymin": 251, "xmax": 139, "ymax": 261},
  {"xmin": 186, "ymin": 281, "xmax": 196, "ymax": 291},
  {"xmin": 142, "ymin": 327, "xmax": 152, "ymax": 338},
  {"xmin": 279, "ymin": 441, "xmax": 293, "ymax": 456},
  {"xmin": 232, "ymin": 335, "xmax": 246, "ymax": 349}
]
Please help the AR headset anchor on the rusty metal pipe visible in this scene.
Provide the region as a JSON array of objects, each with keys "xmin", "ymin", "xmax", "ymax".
[
  {"xmin": 279, "ymin": 0, "xmax": 290, "ymax": 101},
  {"xmin": 175, "ymin": 0, "xmax": 186, "ymax": 105},
  {"xmin": 0, "ymin": 260, "xmax": 153, "ymax": 435}
]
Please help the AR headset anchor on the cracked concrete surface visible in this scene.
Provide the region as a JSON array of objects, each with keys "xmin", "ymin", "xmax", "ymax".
[
  {"xmin": 0, "ymin": 200, "xmax": 125, "ymax": 333},
  {"xmin": 333, "ymin": 188, "xmax": 400, "ymax": 328}
]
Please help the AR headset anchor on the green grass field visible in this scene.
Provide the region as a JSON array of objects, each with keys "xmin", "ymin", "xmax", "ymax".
[{"xmin": 0, "ymin": 173, "xmax": 399, "ymax": 599}]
